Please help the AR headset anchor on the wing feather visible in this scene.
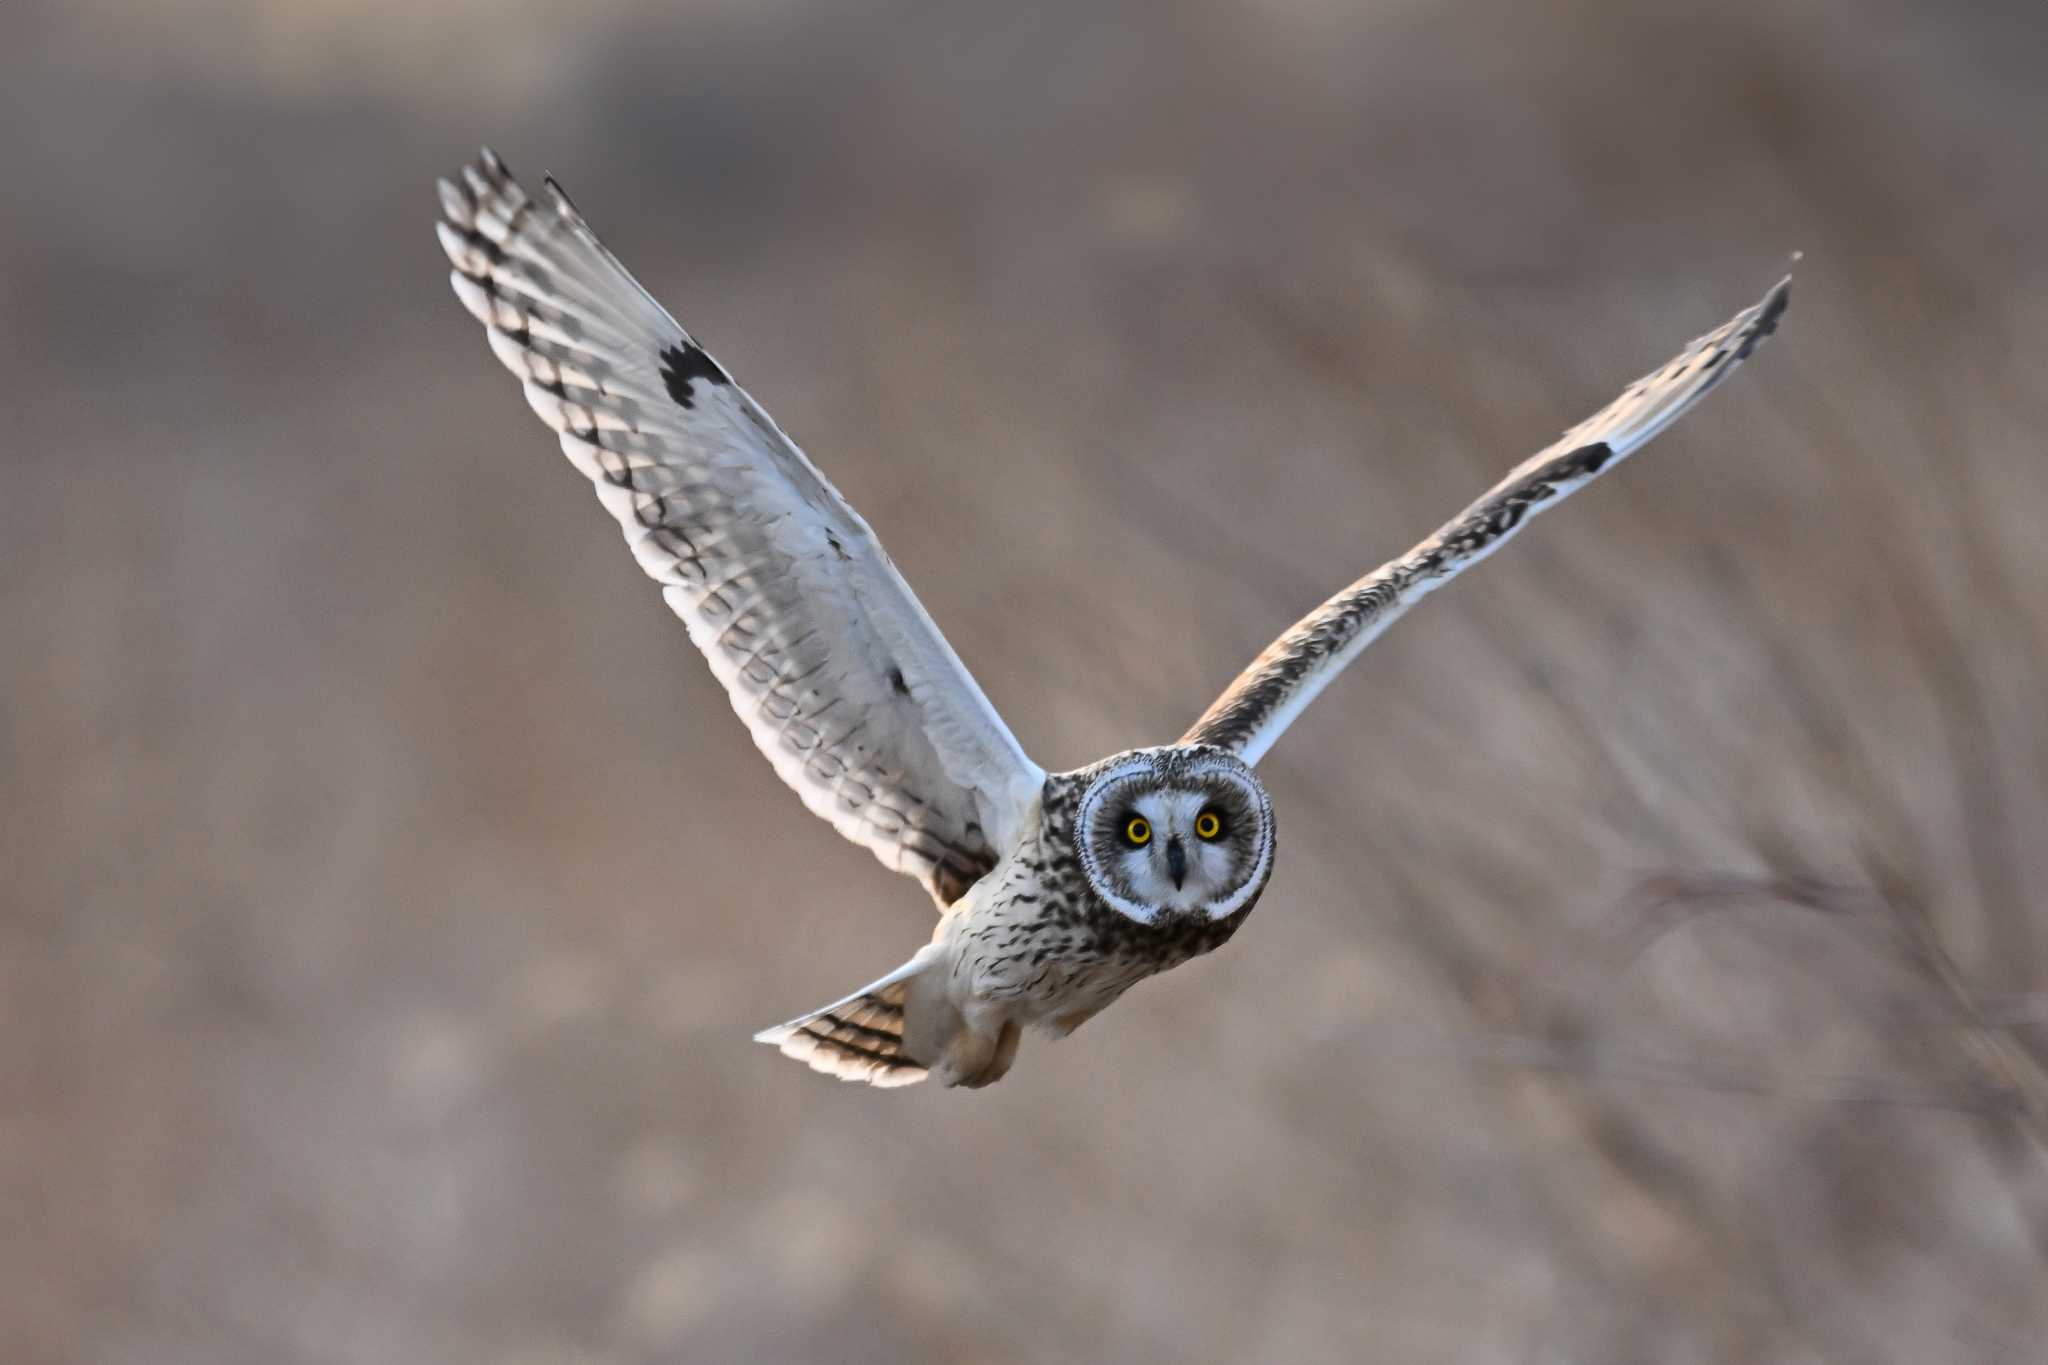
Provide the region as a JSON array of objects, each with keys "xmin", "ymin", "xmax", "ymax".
[
  {"xmin": 438, "ymin": 149, "xmax": 1044, "ymax": 905},
  {"xmin": 1184, "ymin": 278, "xmax": 1790, "ymax": 763}
]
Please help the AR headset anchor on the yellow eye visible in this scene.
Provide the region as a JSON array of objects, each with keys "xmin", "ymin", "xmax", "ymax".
[
  {"xmin": 1123, "ymin": 816, "xmax": 1152, "ymax": 846},
  {"xmin": 1195, "ymin": 810, "xmax": 1223, "ymax": 840}
]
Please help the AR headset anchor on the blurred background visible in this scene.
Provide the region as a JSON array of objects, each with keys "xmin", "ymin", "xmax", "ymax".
[{"xmin": 7, "ymin": 1, "xmax": 2048, "ymax": 1361}]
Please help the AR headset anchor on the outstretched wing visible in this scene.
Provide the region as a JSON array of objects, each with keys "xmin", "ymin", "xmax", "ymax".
[
  {"xmin": 436, "ymin": 149, "xmax": 1044, "ymax": 905},
  {"xmin": 1183, "ymin": 278, "xmax": 1789, "ymax": 764}
]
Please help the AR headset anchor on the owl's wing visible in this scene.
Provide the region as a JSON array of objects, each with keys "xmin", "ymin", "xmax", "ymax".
[
  {"xmin": 437, "ymin": 150, "xmax": 1044, "ymax": 906},
  {"xmin": 1183, "ymin": 277, "xmax": 1789, "ymax": 765}
]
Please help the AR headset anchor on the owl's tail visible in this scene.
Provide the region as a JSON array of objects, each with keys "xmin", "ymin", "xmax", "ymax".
[{"xmin": 753, "ymin": 950, "xmax": 940, "ymax": 1088}]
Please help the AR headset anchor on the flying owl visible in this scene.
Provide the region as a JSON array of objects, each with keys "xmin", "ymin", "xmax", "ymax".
[{"xmin": 436, "ymin": 149, "xmax": 1788, "ymax": 1089}]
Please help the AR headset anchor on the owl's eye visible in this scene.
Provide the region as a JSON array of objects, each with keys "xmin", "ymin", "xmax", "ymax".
[
  {"xmin": 1122, "ymin": 815, "xmax": 1152, "ymax": 847},
  {"xmin": 1194, "ymin": 809, "xmax": 1224, "ymax": 840}
]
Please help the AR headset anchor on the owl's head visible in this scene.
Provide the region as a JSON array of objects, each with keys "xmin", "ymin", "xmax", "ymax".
[{"xmin": 1072, "ymin": 746, "xmax": 1275, "ymax": 925}]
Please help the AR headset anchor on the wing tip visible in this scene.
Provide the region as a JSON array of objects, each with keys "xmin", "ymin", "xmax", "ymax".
[
  {"xmin": 436, "ymin": 146, "xmax": 526, "ymax": 230},
  {"xmin": 436, "ymin": 175, "xmax": 470, "ymax": 227},
  {"xmin": 542, "ymin": 173, "xmax": 585, "ymax": 222},
  {"xmin": 1738, "ymin": 273, "xmax": 1793, "ymax": 361},
  {"xmin": 1760, "ymin": 273, "xmax": 1792, "ymax": 330}
]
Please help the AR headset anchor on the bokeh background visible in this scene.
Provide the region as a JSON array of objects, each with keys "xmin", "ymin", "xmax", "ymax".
[{"xmin": 8, "ymin": 1, "xmax": 2048, "ymax": 1361}]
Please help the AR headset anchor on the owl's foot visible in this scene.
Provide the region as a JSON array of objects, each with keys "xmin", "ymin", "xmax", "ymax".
[{"xmin": 937, "ymin": 1019, "xmax": 1022, "ymax": 1088}]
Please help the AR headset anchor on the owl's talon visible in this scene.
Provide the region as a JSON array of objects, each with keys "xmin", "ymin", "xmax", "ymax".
[{"xmin": 936, "ymin": 1020, "xmax": 1020, "ymax": 1088}]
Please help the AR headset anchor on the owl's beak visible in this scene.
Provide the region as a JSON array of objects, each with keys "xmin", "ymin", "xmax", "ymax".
[{"xmin": 1166, "ymin": 836, "xmax": 1187, "ymax": 889}]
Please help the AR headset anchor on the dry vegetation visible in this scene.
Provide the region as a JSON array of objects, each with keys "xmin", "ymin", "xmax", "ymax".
[{"xmin": 5, "ymin": 1, "xmax": 2047, "ymax": 1361}]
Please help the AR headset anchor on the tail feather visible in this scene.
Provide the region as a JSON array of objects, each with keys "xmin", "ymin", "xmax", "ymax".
[{"xmin": 754, "ymin": 953, "xmax": 935, "ymax": 1088}]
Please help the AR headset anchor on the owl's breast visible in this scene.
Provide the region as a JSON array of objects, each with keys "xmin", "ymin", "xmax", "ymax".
[
  {"xmin": 944, "ymin": 851, "xmax": 1257, "ymax": 1028},
  {"xmin": 947, "ymin": 867, "xmax": 1083, "ymax": 1006}
]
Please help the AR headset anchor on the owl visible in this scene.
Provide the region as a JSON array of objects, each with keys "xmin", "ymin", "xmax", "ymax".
[{"xmin": 437, "ymin": 149, "xmax": 1787, "ymax": 1088}]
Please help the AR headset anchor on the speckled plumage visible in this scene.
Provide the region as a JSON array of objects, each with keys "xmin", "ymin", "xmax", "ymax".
[{"xmin": 436, "ymin": 148, "xmax": 1788, "ymax": 1089}]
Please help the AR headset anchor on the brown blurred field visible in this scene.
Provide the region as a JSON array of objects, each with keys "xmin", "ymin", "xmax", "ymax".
[{"xmin": 7, "ymin": 2, "xmax": 2048, "ymax": 1361}]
